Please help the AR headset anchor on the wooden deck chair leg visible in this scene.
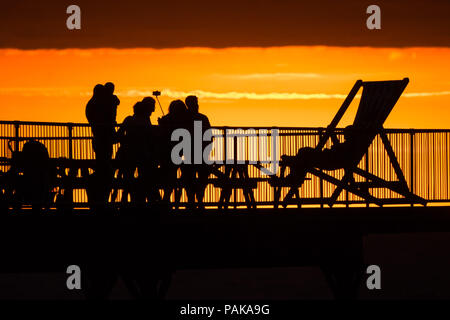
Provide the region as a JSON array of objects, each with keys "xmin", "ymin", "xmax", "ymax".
[
  {"xmin": 283, "ymin": 187, "xmax": 297, "ymax": 208},
  {"xmin": 249, "ymin": 191, "xmax": 256, "ymax": 209},
  {"xmin": 243, "ymin": 189, "xmax": 255, "ymax": 209},
  {"xmin": 295, "ymin": 189, "xmax": 302, "ymax": 208},
  {"xmin": 220, "ymin": 189, "xmax": 231, "ymax": 210},
  {"xmin": 353, "ymin": 167, "xmax": 426, "ymax": 205},
  {"xmin": 230, "ymin": 167, "xmax": 239, "ymax": 209},
  {"xmin": 379, "ymin": 131, "xmax": 409, "ymax": 190},
  {"xmin": 218, "ymin": 166, "xmax": 233, "ymax": 210},
  {"xmin": 309, "ymin": 168, "xmax": 383, "ymax": 207},
  {"xmin": 329, "ymin": 170, "xmax": 354, "ymax": 206},
  {"xmin": 238, "ymin": 168, "xmax": 254, "ymax": 209},
  {"xmin": 379, "ymin": 131, "xmax": 426, "ymax": 205},
  {"xmin": 273, "ymin": 186, "xmax": 281, "ymax": 209},
  {"xmin": 218, "ymin": 191, "xmax": 227, "ymax": 210},
  {"xmin": 222, "ymin": 167, "xmax": 238, "ymax": 209},
  {"xmin": 272, "ymin": 164, "xmax": 287, "ymax": 208},
  {"xmin": 243, "ymin": 168, "xmax": 256, "ymax": 209}
]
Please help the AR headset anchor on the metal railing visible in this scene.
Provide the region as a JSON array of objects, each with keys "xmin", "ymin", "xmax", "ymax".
[{"xmin": 1, "ymin": 120, "xmax": 449, "ymax": 209}]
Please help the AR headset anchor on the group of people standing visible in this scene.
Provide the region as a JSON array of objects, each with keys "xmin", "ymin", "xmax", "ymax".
[{"xmin": 85, "ymin": 82, "xmax": 211, "ymax": 209}]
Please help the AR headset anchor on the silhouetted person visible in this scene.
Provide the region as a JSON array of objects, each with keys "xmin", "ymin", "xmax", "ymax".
[
  {"xmin": 7, "ymin": 140, "xmax": 55, "ymax": 213},
  {"xmin": 158, "ymin": 100, "xmax": 191, "ymax": 206},
  {"xmin": 281, "ymin": 125, "xmax": 359, "ymax": 204},
  {"xmin": 115, "ymin": 98, "xmax": 159, "ymax": 204},
  {"xmin": 85, "ymin": 83, "xmax": 120, "ymax": 207},
  {"xmin": 88, "ymin": 82, "xmax": 120, "ymax": 158},
  {"xmin": 184, "ymin": 95, "xmax": 212, "ymax": 209}
]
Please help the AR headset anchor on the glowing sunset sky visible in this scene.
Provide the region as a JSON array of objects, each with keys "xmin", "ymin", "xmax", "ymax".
[
  {"xmin": 1, "ymin": 1, "xmax": 448, "ymax": 128},
  {"xmin": 0, "ymin": 46, "xmax": 449, "ymax": 128}
]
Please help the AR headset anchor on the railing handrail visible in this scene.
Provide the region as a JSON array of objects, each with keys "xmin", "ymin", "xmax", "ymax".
[{"xmin": 0, "ymin": 120, "xmax": 449, "ymax": 133}]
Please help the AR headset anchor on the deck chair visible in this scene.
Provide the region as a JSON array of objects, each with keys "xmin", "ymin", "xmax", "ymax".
[{"xmin": 276, "ymin": 78, "xmax": 426, "ymax": 208}]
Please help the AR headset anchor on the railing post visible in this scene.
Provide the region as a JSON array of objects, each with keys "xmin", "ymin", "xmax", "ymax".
[
  {"xmin": 233, "ymin": 134, "xmax": 238, "ymax": 209},
  {"xmin": 345, "ymin": 189, "xmax": 349, "ymax": 208},
  {"xmin": 410, "ymin": 130, "xmax": 415, "ymax": 207},
  {"xmin": 223, "ymin": 127, "xmax": 228, "ymax": 165},
  {"xmin": 14, "ymin": 121, "xmax": 20, "ymax": 152},
  {"xmin": 365, "ymin": 145, "xmax": 370, "ymax": 208},
  {"xmin": 68, "ymin": 123, "xmax": 73, "ymax": 160},
  {"xmin": 318, "ymin": 127, "xmax": 324, "ymax": 208}
]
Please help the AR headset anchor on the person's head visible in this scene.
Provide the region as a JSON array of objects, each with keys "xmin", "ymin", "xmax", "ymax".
[
  {"xmin": 168, "ymin": 100, "xmax": 187, "ymax": 115},
  {"xmin": 104, "ymin": 82, "xmax": 115, "ymax": 95},
  {"xmin": 93, "ymin": 84, "xmax": 104, "ymax": 96},
  {"xmin": 185, "ymin": 95, "xmax": 199, "ymax": 113},
  {"xmin": 133, "ymin": 101, "xmax": 152, "ymax": 119},
  {"xmin": 141, "ymin": 97, "xmax": 156, "ymax": 113}
]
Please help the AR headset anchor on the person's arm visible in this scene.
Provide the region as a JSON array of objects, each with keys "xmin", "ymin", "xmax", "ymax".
[
  {"xmin": 115, "ymin": 116, "xmax": 131, "ymax": 143},
  {"xmin": 109, "ymin": 96, "xmax": 119, "ymax": 125},
  {"xmin": 113, "ymin": 95, "xmax": 120, "ymax": 106}
]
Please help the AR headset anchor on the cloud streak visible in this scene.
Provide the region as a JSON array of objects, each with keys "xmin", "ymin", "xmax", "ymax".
[
  {"xmin": 1, "ymin": 88, "xmax": 450, "ymax": 100},
  {"xmin": 212, "ymin": 73, "xmax": 323, "ymax": 80},
  {"xmin": 403, "ymin": 91, "xmax": 450, "ymax": 98},
  {"xmin": 120, "ymin": 89, "xmax": 450, "ymax": 101},
  {"xmin": 121, "ymin": 89, "xmax": 348, "ymax": 100}
]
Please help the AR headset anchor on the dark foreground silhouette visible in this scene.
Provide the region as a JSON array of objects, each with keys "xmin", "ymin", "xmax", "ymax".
[{"xmin": 0, "ymin": 78, "xmax": 436, "ymax": 300}]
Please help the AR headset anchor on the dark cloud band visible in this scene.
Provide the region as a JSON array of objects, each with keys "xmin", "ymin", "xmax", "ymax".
[{"xmin": 0, "ymin": 0, "xmax": 449, "ymax": 49}]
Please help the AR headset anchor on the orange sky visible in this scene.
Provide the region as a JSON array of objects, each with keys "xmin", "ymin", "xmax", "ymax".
[{"xmin": 0, "ymin": 46, "xmax": 449, "ymax": 128}]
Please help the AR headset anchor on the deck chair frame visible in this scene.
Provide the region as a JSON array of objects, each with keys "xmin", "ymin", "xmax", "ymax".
[{"xmin": 280, "ymin": 78, "xmax": 426, "ymax": 208}]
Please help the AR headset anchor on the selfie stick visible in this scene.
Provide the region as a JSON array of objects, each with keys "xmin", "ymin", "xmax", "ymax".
[{"xmin": 152, "ymin": 91, "xmax": 165, "ymax": 116}]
